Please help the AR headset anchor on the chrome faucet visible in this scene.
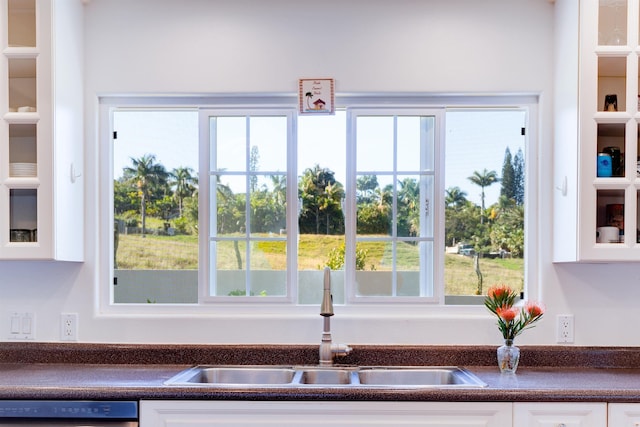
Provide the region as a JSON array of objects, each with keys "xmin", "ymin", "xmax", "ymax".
[{"xmin": 319, "ymin": 267, "xmax": 352, "ymax": 366}]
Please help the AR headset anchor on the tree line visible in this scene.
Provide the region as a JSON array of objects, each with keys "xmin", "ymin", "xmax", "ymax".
[
  {"xmin": 446, "ymin": 147, "xmax": 525, "ymax": 257},
  {"xmin": 114, "ymin": 154, "xmax": 198, "ymax": 235},
  {"xmin": 113, "ymin": 146, "xmax": 524, "ymax": 257}
]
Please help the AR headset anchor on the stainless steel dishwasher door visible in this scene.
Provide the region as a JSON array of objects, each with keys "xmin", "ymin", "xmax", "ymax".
[{"xmin": 0, "ymin": 401, "xmax": 138, "ymax": 426}]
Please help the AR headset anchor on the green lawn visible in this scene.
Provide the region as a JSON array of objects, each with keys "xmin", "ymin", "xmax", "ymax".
[{"xmin": 115, "ymin": 233, "xmax": 523, "ymax": 296}]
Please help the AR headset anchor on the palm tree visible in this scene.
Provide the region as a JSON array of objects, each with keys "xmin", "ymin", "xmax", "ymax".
[
  {"xmin": 319, "ymin": 181, "xmax": 344, "ymax": 234},
  {"xmin": 270, "ymin": 175, "xmax": 286, "ymax": 207},
  {"xmin": 299, "ymin": 164, "xmax": 338, "ymax": 234},
  {"xmin": 468, "ymin": 169, "xmax": 499, "ymax": 224},
  {"xmin": 215, "ymin": 175, "xmax": 235, "ymax": 234},
  {"xmin": 398, "ymin": 177, "xmax": 419, "ymax": 236},
  {"xmin": 123, "ymin": 154, "xmax": 169, "ymax": 236},
  {"xmin": 171, "ymin": 166, "xmax": 196, "ymax": 217},
  {"xmin": 445, "ymin": 186, "xmax": 468, "ymax": 209}
]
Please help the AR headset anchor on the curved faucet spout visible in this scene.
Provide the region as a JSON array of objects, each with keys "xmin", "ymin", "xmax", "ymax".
[{"xmin": 319, "ymin": 267, "xmax": 351, "ymax": 366}]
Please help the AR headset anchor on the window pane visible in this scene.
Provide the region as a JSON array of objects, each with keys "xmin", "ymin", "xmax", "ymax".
[
  {"xmin": 214, "ymin": 240, "xmax": 246, "ymax": 295},
  {"xmin": 215, "ymin": 116, "xmax": 246, "ymax": 171},
  {"xmin": 249, "ymin": 240, "xmax": 286, "ymax": 296},
  {"xmin": 213, "ymin": 174, "xmax": 246, "ymax": 237},
  {"xmin": 356, "ymin": 116, "xmax": 394, "ymax": 171},
  {"xmin": 397, "ymin": 116, "xmax": 429, "ymax": 171},
  {"xmin": 112, "ymin": 110, "xmax": 199, "ymax": 304},
  {"xmin": 250, "ymin": 117, "xmax": 287, "ymax": 171},
  {"xmin": 396, "ymin": 175, "xmax": 424, "ymax": 238},
  {"xmin": 356, "ymin": 174, "xmax": 392, "ymax": 236},
  {"xmin": 249, "ymin": 174, "xmax": 286, "ymax": 235},
  {"xmin": 444, "ymin": 110, "xmax": 526, "ymax": 298}
]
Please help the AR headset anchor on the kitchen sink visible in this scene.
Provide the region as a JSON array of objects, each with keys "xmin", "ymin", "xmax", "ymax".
[
  {"xmin": 182, "ymin": 366, "xmax": 297, "ymax": 385},
  {"xmin": 164, "ymin": 365, "xmax": 486, "ymax": 388},
  {"xmin": 357, "ymin": 367, "xmax": 481, "ymax": 386},
  {"xmin": 298, "ymin": 368, "xmax": 356, "ymax": 385}
]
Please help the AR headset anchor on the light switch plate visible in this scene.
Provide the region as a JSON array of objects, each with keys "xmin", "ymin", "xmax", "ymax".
[{"xmin": 8, "ymin": 312, "xmax": 35, "ymax": 340}]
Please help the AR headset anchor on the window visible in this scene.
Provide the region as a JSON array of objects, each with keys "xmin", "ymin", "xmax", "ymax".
[
  {"xmin": 104, "ymin": 95, "xmax": 534, "ymax": 308},
  {"xmin": 205, "ymin": 111, "xmax": 292, "ymax": 301},
  {"xmin": 444, "ymin": 110, "xmax": 527, "ymax": 301},
  {"xmin": 349, "ymin": 110, "xmax": 438, "ymax": 302}
]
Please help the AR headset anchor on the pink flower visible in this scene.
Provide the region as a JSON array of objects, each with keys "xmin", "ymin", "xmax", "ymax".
[
  {"xmin": 496, "ymin": 306, "xmax": 518, "ymax": 322},
  {"xmin": 525, "ymin": 301, "xmax": 544, "ymax": 318},
  {"xmin": 487, "ymin": 284, "xmax": 512, "ymax": 300}
]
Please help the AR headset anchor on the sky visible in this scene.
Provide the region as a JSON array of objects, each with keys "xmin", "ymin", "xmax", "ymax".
[{"xmin": 113, "ymin": 109, "xmax": 526, "ymax": 207}]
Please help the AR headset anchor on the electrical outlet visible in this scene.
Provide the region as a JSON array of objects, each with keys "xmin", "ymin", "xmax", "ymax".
[
  {"xmin": 61, "ymin": 313, "xmax": 78, "ymax": 341},
  {"xmin": 556, "ymin": 314, "xmax": 574, "ymax": 343}
]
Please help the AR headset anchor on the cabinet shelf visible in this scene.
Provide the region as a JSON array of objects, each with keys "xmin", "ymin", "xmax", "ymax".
[
  {"xmin": 3, "ymin": 112, "xmax": 39, "ymax": 122},
  {"xmin": 594, "ymin": 112, "xmax": 632, "ymax": 120},
  {"xmin": 3, "ymin": 47, "xmax": 38, "ymax": 57},
  {"xmin": 4, "ymin": 179, "xmax": 39, "ymax": 187}
]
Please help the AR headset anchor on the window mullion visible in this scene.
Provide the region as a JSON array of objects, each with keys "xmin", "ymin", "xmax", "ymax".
[
  {"xmin": 244, "ymin": 115, "xmax": 251, "ymax": 296},
  {"xmin": 392, "ymin": 116, "xmax": 399, "ymax": 297},
  {"xmin": 287, "ymin": 111, "xmax": 297, "ymax": 303},
  {"xmin": 345, "ymin": 109, "xmax": 357, "ymax": 302}
]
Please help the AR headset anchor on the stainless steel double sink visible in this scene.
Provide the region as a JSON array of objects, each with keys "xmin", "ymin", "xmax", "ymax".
[{"xmin": 164, "ymin": 365, "xmax": 487, "ymax": 388}]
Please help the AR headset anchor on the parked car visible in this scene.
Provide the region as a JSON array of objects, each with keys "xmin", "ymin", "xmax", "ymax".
[{"xmin": 457, "ymin": 244, "xmax": 475, "ymax": 256}]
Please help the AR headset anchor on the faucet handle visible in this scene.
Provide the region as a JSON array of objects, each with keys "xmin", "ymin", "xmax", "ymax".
[{"xmin": 332, "ymin": 343, "xmax": 352, "ymax": 357}]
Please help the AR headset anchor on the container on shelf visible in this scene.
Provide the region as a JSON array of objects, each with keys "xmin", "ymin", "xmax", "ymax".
[
  {"xmin": 597, "ymin": 153, "xmax": 613, "ymax": 177},
  {"xmin": 606, "ymin": 203, "xmax": 624, "ymax": 230},
  {"xmin": 604, "ymin": 94, "xmax": 618, "ymax": 111},
  {"xmin": 596, "ymin": 226, "xmax": 620, "ymax": 243},
  {"xmin": 603, "ymin": 146, "xmax": 623, "ymax": 176},
  {"xmin": 10, "ymin": 229, "xmax": 31, "ymax": 242}
]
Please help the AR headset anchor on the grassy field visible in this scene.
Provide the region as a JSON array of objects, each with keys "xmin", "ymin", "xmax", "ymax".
[{"xmin": 116, "ymin": 232, "xmax": 523, "ymax": 296}]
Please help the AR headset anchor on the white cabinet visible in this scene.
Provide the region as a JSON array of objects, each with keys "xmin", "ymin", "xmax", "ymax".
[
  {"xmin": 513, "ymin": 402, "xmax": 607, "ymax": 427},
  {"xmin": 0, "ymin": 0, "xmax": 84, "ymax": 260},
  {"xmin": 140, "ymin": 401, "xmax": 512, "ymax": 427},
  {"xmin": 554, "ymin": 0, "xmax": 640, "ymax": 262},
  {"xmin": 609, "ymin": 403, "xmax": 640, "ymax": 426}
]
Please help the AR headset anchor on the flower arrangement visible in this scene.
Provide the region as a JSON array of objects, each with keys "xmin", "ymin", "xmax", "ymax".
[{"xmin": 484, "ymin": 284, "xmax": 544, "ymax": 341}]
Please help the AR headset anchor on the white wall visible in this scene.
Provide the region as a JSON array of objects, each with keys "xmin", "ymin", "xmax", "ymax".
[{"xmin": 5, "ymin": 0, "xmax": 626, "ymax": 347}]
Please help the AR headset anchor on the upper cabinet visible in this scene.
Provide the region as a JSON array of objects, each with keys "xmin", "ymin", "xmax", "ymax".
[
  {"xmin": 0, "ymin": 0, "xmax": 84, "ymax": 261},
  {"xmin": 554, "ymin": 0, "xmax": 640, "ymax": 262}
]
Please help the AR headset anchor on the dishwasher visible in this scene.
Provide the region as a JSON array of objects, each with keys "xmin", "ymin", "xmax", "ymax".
[{"xmin": 0, "ymin": 400, "xmax": 138, "ymax": 426}]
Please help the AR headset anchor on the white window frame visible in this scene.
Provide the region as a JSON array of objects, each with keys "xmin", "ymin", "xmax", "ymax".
[
  {"xmin": 97, "ymin": 94, "xmax": 540, "ymax": 317},
  {"xmin": 346, "ymin": 108, "xmax": 443, "ymax": 304},
  {"xmin": 199, "ymin": 108, "xmax": 298, "ymax": 304}
]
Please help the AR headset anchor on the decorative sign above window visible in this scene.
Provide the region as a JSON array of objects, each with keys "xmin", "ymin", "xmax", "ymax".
[{"xmin": 298, "ymin": 78, "xmax": 335, "ymax": 115}]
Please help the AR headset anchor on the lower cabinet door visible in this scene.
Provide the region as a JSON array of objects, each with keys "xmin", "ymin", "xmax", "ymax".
[
  {"xmin": 140, "ymin": 400, "xmax": 512, "ymax": 427},
  {"xmin": 609, "ymin": 403, "xmax": 640, "ymax": 426},
  {"xmin": 513, "ymin": 402, "xmax": 607, "ymax": 427}
]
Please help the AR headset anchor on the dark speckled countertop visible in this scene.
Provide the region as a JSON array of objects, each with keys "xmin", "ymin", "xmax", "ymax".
[{"xmin": 1, "ymin": 343, "xmax": 640, "ymax": 402}]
